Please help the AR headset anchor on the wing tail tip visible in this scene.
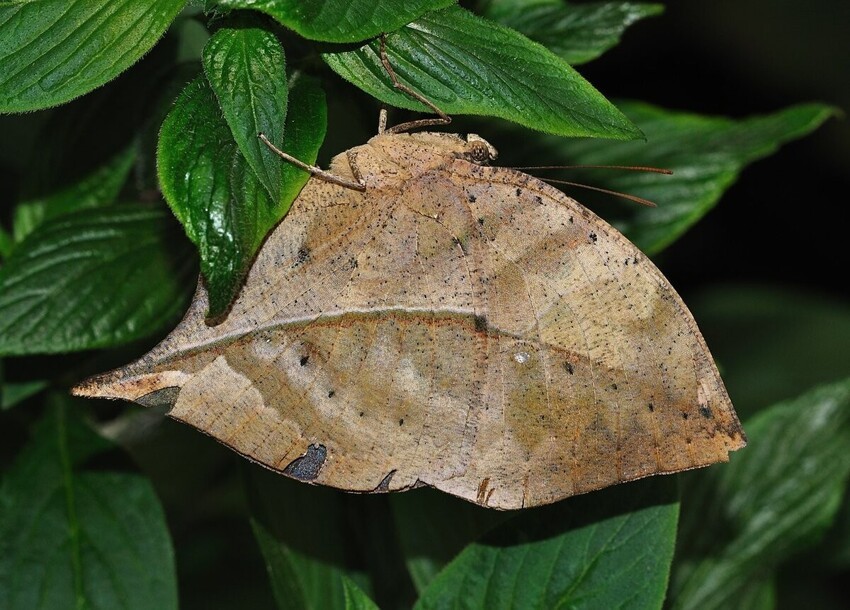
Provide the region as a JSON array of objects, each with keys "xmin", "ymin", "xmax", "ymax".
[{"xmin": 71, "ymin": 369, "xmax": 186, "ymax": 404}]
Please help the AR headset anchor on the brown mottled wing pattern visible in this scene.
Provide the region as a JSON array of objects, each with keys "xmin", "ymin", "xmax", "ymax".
[
  {"xmin": 400, "ymin": 160, "xmax": 745, "ymax": 507},
  {"xmin": 75, "ymin": 137, "xmax": 744, "ymax": 509}
]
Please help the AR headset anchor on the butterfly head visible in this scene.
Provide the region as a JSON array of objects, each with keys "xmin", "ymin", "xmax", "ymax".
[{"xmin": 462, "ymin": 134, "xmax": 499, "ymax": 165}]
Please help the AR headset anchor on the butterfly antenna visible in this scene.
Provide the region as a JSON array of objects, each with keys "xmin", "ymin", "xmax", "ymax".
[
  {"xmin": 511, "ymin": 164, "xmax": 673, "ymax": 174},
  {"xmin": 539, "ymin": 178, "xmax": 659, "ymax": 208},
  {"xmin": 508, "ymin": 164, "xmax": 672, "ymax": 207}
]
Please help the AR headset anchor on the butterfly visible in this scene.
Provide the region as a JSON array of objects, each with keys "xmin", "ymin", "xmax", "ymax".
[{"xmin": 74, "ymin": 123, "xmax": 745, "ymax": 509}]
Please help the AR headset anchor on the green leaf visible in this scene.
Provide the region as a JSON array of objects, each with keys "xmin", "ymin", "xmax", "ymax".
[
  {"xmin": 0, "ymin": 205, "xmax": 194, "ymax": 356},
  {"xmin": 0, "ymin": 400, "xmax": 177, "ymax": 610},
  {"xmin": 391, "ymin": 489, "xmax": 509, "ymax": 594},
  {"xmin": 323, "ymin": 5, "xmax": 640, "ymax": 139},
  {"xmin": 213, "ymin": 0, "xmax": 455, "ymax": 43},
  {"xmin": 343, "ymin": 577, "xmax": 380, "ymax": 610},
  {"xmin": 415, "ymin": 477, "xmax": 679, "ymax": 610},
  {"xmin": 0, "ymin": 0, "xmax": 187, "ymax": 112},
  {"xmin": 669, "ymin": 378, "xmax": 850, "ymax": 610},
  {"xmin": 157, "ymin": 74, "xmax": 326, "ymax": 318},
  {"xmin": 203, "ymin": 19, "xmax": 288, "ymax": 203},
  {"xmin": 498, "ymin": 102, "xmax": 836, "ymax": 254},
  {"xmin": 246, "ymin": 468, "xmax": 369, "ymax": 610},
  {"xmin": 482, "ymin": 0, "xmax": 664, "ymax": 65},
  {"xmin": 157, "ymin": 76, "xmax": 263, "ymax": 319}
]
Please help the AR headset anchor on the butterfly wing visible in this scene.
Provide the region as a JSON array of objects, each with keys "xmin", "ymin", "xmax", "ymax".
[{"xmin": 75, "ymin": 155, "xmax": 744, "ymax": 509}]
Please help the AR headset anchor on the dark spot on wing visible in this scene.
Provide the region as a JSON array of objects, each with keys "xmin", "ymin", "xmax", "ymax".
[
  {"xmin": 283, "ymin": 444, "xmax": 326, "ymax": 481},
  {"xmin": 374, "ymin": 470, "xmax": 396, "ymax": 492},
  {"xmin": 293, "ymin": 246, "xmax": 310, "ymax": 267},
  {"xmin": 135, "ymin": 386, "xmax": 180, "ymax": 409}
]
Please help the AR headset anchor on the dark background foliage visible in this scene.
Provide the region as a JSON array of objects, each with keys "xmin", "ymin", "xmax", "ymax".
[{"xmin": 582, "ymin": 0, "xmax": 850, "ymax": 299}]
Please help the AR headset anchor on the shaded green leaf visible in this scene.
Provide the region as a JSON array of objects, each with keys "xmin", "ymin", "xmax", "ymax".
[
  {"xmin": 0, "ymin": 205, "xmax": 194, "ymax": 356},
  {"xmin": 323, "ymin": 5, "xmax": 640, "ymax": 139},
  {"xmin": 10, "ymin": 45, "xmax": 182, "ymax": 244},
  {"xmin": 0, "ymin": 0, "xmax": 186, "ymax": 112},
  {"xmin": 343, "ymin": 577, "xmax": 380, "ymax": 610},
  {"xmin": 10, "ymin": 73, "xmax": 160, "ymax": 244},
  {"xmin": 203, "ymin": 20, "xmax": 288, "ymax": 202},
  {"xmin": 416, "ymin": 477, "xmax": 679, "ymax": 610},
  {"xmin": 670, "ymin": 378, "xmax": 850, "ymax": 610},
  {"xmin": 1, "ymin": 379, "xmax": 49, "ymax": 410},
  {"xmin": 246, "ymin": 467, "xmax": 369, "ymax": 610},
  {"xmin": 251, "ymin": 518, "xmax": 314, "ymax": 610},
  {"xmin": 0, "ymin": 401, "xmax": 177, "ymax": 610},
  {"xmin": 391, "ymin": 489, "xmax": 509, "ymax": 594},
  {"xmin": 157, "ymin": 74, "xmax": 326, "ymax": 318},
  {"xmin": 820, "ymin": 487, "xmax": 850, "ymax": 570},
  {"xmin": 690, "ymin": 285, "xmax": 850, "ymax": 421},
  {"xmin": 497, "ymin": 102, "xmax": 836, "ymax": 254},
  {"xmin": 13, "ymin": 147, "xmax": 134, "ymax": 244},
  {"xmin": 483, "ymin": 0, "xmax": 664, "ymax": 65},
  {"xmin": 732, "ymin": 578, "xmax": 776, "ymax": 610},
  {"xmin": 213, "ymin": 0, "xmax": 454, "ymax": 42},
  {"xmin": 0, "ymin": 226, "xmax": 12, "ymax": 259}
]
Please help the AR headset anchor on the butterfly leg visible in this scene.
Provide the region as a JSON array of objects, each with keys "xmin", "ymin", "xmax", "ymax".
[{"xmin": 258, "ymin": 133, "xmax": 366, "ymax": 192}]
